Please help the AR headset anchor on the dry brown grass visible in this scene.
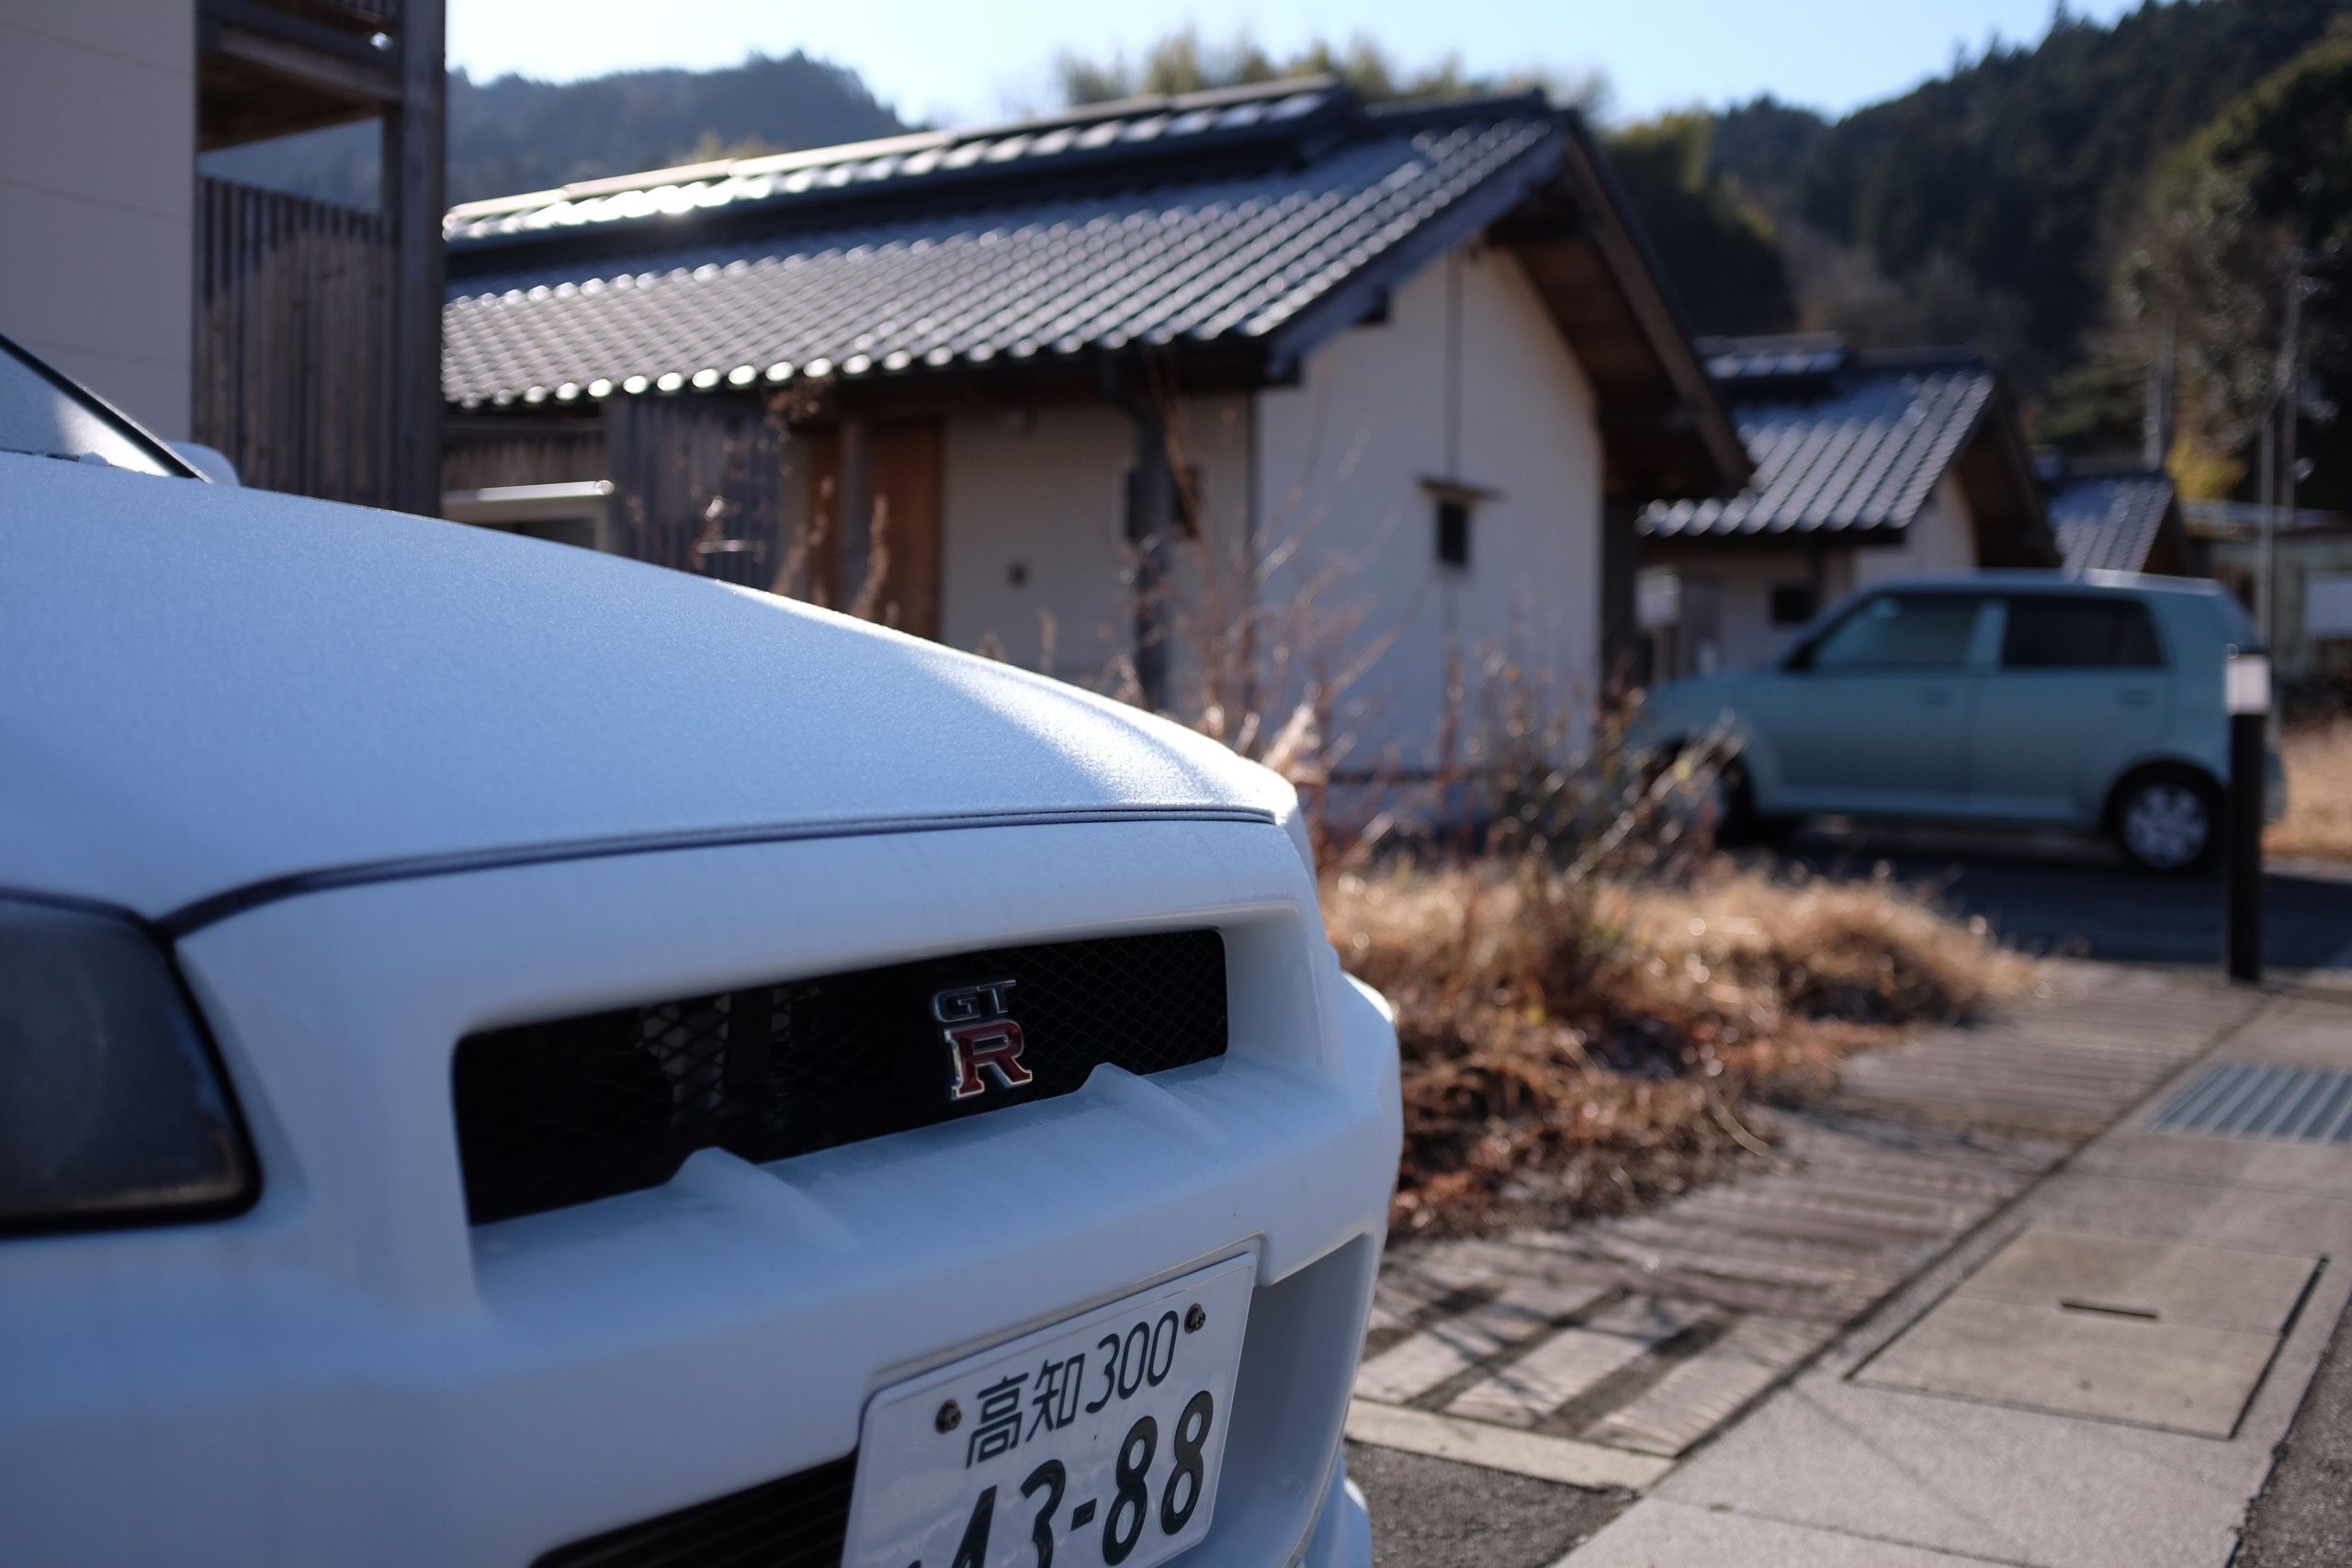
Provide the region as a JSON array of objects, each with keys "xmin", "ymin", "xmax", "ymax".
[
  {"xmin": 1326, "ymin": 859, "xmax": 2035, "ymax": 1235},
  {"xmin": 2267, "ymin": 720, "xmax": 2352, "ymax": 863}
]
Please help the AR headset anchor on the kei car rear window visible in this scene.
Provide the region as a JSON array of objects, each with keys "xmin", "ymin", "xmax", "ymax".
[{"xmin": 2000, "ymin": 596, "xmax": 2165, "ymax": 670}]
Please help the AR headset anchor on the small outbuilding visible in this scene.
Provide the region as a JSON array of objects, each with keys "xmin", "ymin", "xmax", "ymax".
[
  {"xmin": 439, "ymin": 78, "xmax": 1747, "ymax": 776},
  {"xmin": 1637, "ymin": 335, "xmax": 2057, "ymax": 678}
]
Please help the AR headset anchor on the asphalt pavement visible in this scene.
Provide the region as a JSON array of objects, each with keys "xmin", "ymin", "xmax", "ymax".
[
  {"xmin": 2237, "ymin": 1293, "xmax": 2352, "ymax": 1568},
  {"xmin": 1787, "ymin": 823, "xmax": 2352, "ymax": 970},
  {"xmin": 1344, "ymin": 1442, "xmax": 1623, "ymax": 1568}
]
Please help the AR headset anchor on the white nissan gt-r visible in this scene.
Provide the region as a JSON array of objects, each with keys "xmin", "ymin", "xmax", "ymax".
[{"xmin": 0, "ymin": 333, "xmax": 1399, "ymax": 1568}]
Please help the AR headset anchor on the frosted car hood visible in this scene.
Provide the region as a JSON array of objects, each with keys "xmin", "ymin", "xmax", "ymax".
[{"xmin": 0, "ymin": 455, "xmax": 1287, "ymax": 920}]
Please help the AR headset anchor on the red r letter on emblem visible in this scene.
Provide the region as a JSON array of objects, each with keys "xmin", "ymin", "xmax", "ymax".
[{"xmin": 945, "ymin": 1018, "xmax": 1033, "ymax": 1100}]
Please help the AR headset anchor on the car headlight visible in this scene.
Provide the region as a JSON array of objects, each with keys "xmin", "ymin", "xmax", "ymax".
[{"xmin": 0, "ymin": 896, "xmax": 256, "ymax": 1235}]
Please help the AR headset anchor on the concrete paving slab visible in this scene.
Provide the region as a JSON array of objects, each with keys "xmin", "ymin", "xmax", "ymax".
[
  {"xmin": 1446, "ymin": 1298, "xmax": 1713, "ymax": 1429},
  {"xmin": 1556, "ymin": 1500, "xmax": 1999, "ymax": 1568},
  {"xmin": 2030, "ymin": 1168, "xmax": 2352, "ymax": 1256},
  {"xmin": 1855, "ymin": 1293, "xmax": 2288, "ymax": 1437},
  {"xmin": 2074, "ymin": 1127, "xmax": 2352, "ymax": 1197},
  {"xmin": 2210, "ymin": 1001, "xmax": 2352, "ymax": 1069},
  {"xmin": 1648, "ymin": 1365, "xmax": 2281, "ymax": 1567},
  {"xmin": 1633, "ymin": 1134, "xmax": 2352, "ymax": 1568},
  {"xmin": 1579, "ymin": 1315, "xmax": 1835, "ymax": 1457},
  {"xmin": 1344, "ymin": 1401, "xmax": 1669, "ymax": 1492},
  {"xmin": 1354, "ymin": 1279, "xmax": 1611, "ymax": 1404},
  {"xmin": 1951, "ymin": 1227, "xmax": 2319, "ymax": 1334}
]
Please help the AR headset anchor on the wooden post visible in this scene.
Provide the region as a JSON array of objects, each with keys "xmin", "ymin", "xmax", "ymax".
[
  {"xmin": 382, "ymin": 0, "xmax": 446, "ymax": 517},
  {"xmin": 1125, "ymin": 404, "xmax": 1173, "ymax": 711},
  {"xmin": 1599, "ymin": 468, "xmax": 1641, "ymax": 691},
  {"xmin": 836, "ymin": 414, "xmax": 874, "ymax": 608}
]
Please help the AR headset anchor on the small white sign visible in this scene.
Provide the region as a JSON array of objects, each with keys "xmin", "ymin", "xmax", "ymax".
[
  {"xmin": 2227, "ymin": 651, "xmax": 2272, "ymax": 716},
  {"xmin": 2305, "ymin": 572, "xmax": 2352, "ymax": 639}
]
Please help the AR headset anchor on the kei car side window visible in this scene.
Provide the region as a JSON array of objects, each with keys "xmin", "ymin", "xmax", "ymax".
[
  {"xmin": 1999, "ymin": 596, "xmax": 2165, "ymax": 670},
  {"xmin": 1804, "ymin": 594, "xmax": 1982, "ymax": 671}
]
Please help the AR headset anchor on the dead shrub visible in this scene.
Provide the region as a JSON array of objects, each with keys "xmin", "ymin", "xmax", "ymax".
[
  {"xmin": 1326, "ymin": 858, "xmax": 2032, "ymax": 1236},
  {"xmin": 2267, "ymin": 719, "xmax": 2352, "ymax": 863}
]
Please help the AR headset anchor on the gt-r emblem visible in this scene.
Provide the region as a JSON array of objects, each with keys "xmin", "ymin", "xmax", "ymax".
[{"xmin": 933, "ymin": 978, "xmax": 1033, "ymax": 1101}]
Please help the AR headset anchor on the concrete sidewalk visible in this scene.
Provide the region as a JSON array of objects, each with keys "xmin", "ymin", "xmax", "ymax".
[
  {"xmin": 1555, "ymin": 985, "xmax": 2352, "ymax": 1568},
  {"xmin": 1349, "ymin": 965, "xmax": 2260, "ymax": 1499}
]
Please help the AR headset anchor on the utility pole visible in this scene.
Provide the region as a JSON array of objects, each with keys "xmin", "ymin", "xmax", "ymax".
[
  {"xmin": 2145, "ymin": 310, "xmax": 2177, "ymax": 471},
  {"xmin": 2278, "ymin": 263, "xmax": 2305, "ymax": 646},
  {"xmin": 2258, "ymin": 413, "xmax": 2277, "ymax": 643}
]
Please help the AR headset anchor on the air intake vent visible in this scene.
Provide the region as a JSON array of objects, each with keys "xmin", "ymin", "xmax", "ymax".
[
  {"xmin": 533, "ymin": 1453, "xmax": 854, "ymax": 1567},
  {"xmin": 454, "ymin": 929, "xmax": 1228, "ymax": 1224}
]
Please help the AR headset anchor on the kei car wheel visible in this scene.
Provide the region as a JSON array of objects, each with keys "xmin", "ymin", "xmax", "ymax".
[{"xmin": 2110, "ymin": 767, "xmax": 2220, "ymax": 873}]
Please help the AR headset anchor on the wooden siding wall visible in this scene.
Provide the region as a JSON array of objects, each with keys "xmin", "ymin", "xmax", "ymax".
[
  {"xmin": 442, "ymin": 420, "xmax": 607, "ymax": 491},
  {"xmin": 604, "ymin": 395, "xmax": 790, "ymax": 587},
  {"xmin": 195, "ymin": 177, "xmax": 397, "ymax": 508}
]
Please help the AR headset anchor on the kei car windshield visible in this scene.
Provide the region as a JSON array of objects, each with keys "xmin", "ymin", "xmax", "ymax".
[{"xmin": 0, "ymin": 333, "xmax": 192, "ymax": 479}]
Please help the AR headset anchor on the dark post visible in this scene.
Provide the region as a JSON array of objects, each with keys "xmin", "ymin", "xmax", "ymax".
[
  {"xmin": 382, "ymin": 0, "xmax": 447, "ymax": 517},
  {"xmin": 1120, "ymin": 401, "xmax": 1172, "ymax": 713},
  {"xmin": 2225, "ymin": 650, "xmax": 2269, "ymax": 984}
]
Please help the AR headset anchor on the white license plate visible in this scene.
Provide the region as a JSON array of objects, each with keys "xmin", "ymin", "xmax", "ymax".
[{"xmin": 843, "ymin": 1256, "xmax": 1255, "ymax": 1568}]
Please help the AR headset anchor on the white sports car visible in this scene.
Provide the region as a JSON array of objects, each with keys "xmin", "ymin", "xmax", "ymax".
[{"xmin": 0, "ymin": 333, "xmax": 1399, "ymax": 1568}]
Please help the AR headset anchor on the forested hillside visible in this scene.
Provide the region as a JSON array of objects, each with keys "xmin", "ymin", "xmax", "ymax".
[
  {"xmin": 203, "ymin": 51, "xmax": 908, "ymax": 207},
  {"xmin": 1696, "ymin": 0, "xmax": 2346, "ymax": 381}
]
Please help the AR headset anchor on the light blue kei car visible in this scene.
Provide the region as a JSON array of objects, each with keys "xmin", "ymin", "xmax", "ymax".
[{"xmin": 1636, "ymin": 571, "xmax": 2285, "ymax": 873}]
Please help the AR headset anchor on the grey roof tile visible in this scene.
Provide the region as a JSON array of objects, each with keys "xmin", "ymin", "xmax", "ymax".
[
  {"xmin": 442, "ymin": 85, "xmax": 1562, "ymax": 407},
  {"xmin": 1639, "ymin": 355, "xmax": 1996, "ymax": 539},
  {"xmin": 2047, "ymin": 472, "xmax": 2176, "ymax": 573}
]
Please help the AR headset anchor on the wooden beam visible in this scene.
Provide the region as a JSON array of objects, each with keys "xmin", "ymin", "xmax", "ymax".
[{"xmin": 200, "ymin": 15, "xmax": 400, "ymax": 108}]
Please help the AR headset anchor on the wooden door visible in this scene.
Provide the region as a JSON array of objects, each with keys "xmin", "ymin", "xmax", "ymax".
[
  {"xmin": 870, "ymin": 421, "xmax": 943, "ymax": 639},
  {"xmin": 798, "ymin": 419, "xmax": 943, "ymax": 639}
]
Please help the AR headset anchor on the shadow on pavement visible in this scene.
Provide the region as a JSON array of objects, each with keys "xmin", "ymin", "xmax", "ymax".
[
  {"xmin": 1346, "ymin": 1442, "xmax": 1623, "ymax": 1568},
  {"xmin": 1780, "ymin": 824, "xmax": 2352, "ymax": 971}
]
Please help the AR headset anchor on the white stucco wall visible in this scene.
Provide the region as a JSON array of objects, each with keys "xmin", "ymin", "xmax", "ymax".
[
  {"xmin": 0, "ymin": 0, "xmax": 194, "ymax": 437},
  {"xmin": 940, "ymin": 393, "xmax": 1254, "ymax": 692},
  {"xmin": 1652, "ymin": 472, "xmax": 1985, "ymax": 676},
  {"xmin": 1252, "ymin": 244, "xmax": 1605, "ymax": 773},
  {"xmin": 1654, "ymin": 546, "xmax": 1829, "ymax": 674},
  {"xmin": 1851, "ymin": 472, "xmax": 1979, "ymax": 587},
  {"xmin": 917, "ymin": 241, "xmax": 1609, "ymax": 774}
]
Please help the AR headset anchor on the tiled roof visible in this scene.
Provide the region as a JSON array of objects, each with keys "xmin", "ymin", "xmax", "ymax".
[
  {"xmin": 2047, "ymin": 471, "xmax": 2177, "ymax": 573},
  {"xmin": 1640, "ymin": 346, "xmax": 1996, "ymax": 538},
  {"xmin": 441, "ymin": 83, "xmax": 1565, "ymax": 408}
]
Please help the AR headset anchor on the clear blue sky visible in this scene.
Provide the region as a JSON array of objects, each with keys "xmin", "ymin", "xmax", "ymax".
[{"xmin": 450, "ymin": 0, "xmax": 2142, "ymax": 126}]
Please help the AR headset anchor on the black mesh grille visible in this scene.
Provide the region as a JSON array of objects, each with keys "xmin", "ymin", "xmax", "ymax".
[
  {"xmin": 454, "ymin": 929, "xmax": 1228, "ymax": 1224},
  {"xmin": 532, "ymin": 1452, "xmax": 854, "ymax": 1567}
]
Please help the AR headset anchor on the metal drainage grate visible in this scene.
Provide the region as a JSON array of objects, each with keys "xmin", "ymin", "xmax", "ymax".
[{"xmin": 2150, "ymin": 1063, "xmax": 2352, "ymax": 1144}]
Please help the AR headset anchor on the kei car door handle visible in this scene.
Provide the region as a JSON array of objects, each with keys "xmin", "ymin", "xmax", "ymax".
[
  {"xmin": 2116, "ymin": 689, "xmax": 2155, "ymax": 706},
  {"xmin": 1917, "ymin": 688, "xmax": 1956, "ymax": 706}
]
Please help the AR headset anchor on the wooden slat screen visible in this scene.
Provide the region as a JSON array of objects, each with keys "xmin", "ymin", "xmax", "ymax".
[
  {"xmin": 603, "ymin": 395, "xmax": 790, "ymax": 587},
  {"xmin": 195, "ymin": 176, "xmax": 397, "ymax": 509}
]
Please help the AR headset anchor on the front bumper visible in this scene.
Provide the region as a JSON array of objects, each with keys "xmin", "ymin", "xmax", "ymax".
[
  {"xmin": 1303, "ymin": 1465, "xmax": 1375, "ymax": 1568},
  {"xmin": 0, "ymin": 818, "xmax": 1400, "ymax": 1566}
]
